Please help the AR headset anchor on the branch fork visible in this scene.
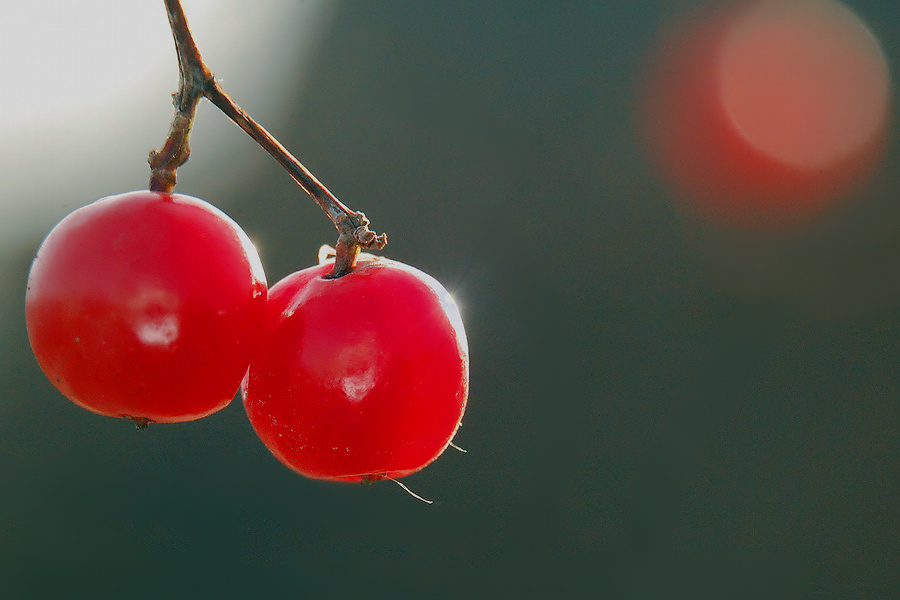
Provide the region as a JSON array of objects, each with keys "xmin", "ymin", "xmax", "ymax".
[{"xmin": 150, "ymin": 0, "xmax": 386, "ymax": 278}]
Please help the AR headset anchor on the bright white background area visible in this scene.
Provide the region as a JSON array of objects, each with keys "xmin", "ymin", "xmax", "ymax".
[{"xmin": 0, "ymin": 0, "xmax": 333, "ymax": 258}]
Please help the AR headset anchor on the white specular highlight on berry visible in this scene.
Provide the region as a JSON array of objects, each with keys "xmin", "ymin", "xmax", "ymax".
[
  {"xmin": 129, "ymin": 288, "xmax": 181, "ymax": 348},
  {"xmin": 136, "ymin": 315, "xmax": 180, "ymax": 348},
  {"xmin": 332, "ymin": 340, "xmax": 379, "ymax": 403}
]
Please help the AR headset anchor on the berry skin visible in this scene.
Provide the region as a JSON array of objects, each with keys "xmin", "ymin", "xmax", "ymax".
[
  {"xmin": 242, "ymin": 257, "xmax": 469, "ymax": 482},
  {"xmin": 26, "ymin": 191, "xmax": 267, "ymax": 423}
]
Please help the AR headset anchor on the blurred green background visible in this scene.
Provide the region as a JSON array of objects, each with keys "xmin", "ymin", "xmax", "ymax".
[{"xmin": 2, "ymin": 1, "xmax": 899, "ymax": 598}]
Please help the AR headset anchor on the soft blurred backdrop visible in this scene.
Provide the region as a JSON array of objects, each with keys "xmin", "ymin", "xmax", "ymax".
[{"xmin": 2, "ymin": 1, "xmax": 899, "ymax": 598}]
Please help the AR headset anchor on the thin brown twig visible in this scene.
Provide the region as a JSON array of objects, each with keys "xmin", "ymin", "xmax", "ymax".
[{"xmin": 149, "ymin": 0, "xmax": 386, "ymax": 277}]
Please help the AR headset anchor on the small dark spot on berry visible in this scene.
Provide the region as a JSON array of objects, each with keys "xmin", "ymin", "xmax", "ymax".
[{"xmin": 123, "ymin": 415, "xmax": 152, "ymax": 430}]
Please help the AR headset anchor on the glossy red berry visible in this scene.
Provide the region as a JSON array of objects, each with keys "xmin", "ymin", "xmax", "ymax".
[
  {"xmin": 26, "ymin": 190, "xmax": 267, "ymax": 423},
  {"xmin": 242, "ymin": 257, "xmax": 469, "ymax": 482}
]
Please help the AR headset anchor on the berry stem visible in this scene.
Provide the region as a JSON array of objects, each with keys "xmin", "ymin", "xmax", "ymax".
[{"xmin": 149, "ymin": 0, "xmax": 386, "ymax": 277}]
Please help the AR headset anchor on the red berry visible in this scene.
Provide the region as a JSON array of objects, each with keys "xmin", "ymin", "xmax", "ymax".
[
  {"xmin": 26, "ymin": 191, "xmax": 267, "ymax": 423},
  {"xmin": 242, "ymin": 257, "xmax": 469, "ymax": 482}
]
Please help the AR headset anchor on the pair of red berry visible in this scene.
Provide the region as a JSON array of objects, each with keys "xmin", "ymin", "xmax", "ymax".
[{"xmin": 25, "ymin": 190, "xmax": 469, "ymax": 483}]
